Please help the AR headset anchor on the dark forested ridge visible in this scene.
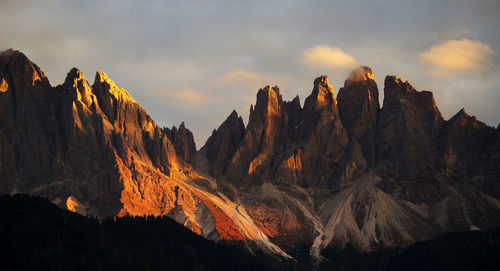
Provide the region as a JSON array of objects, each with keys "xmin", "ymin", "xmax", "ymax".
[
  {"xmin": 317, "ymin": 229, "xmax": 500, "ymax": 271},
  {"xmin": 0, "ymin": 194, "xmax": 290, "ymax": 271},
  {"xmin": 1, "ymin": 194, "xmax": 499, "ymax": 271}
]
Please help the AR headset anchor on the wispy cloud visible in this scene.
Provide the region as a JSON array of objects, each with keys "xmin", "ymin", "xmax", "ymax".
[
  {"xmin": 167, "ymin": 88, "xmax": 214, "ymax": 107},
  {"xmin": 301, "ymin": 46, "xmax": 358, "ymax": 69},
  {"xmin": 418, "ymin": 38, "xmax": 495, "ymax": 79}
]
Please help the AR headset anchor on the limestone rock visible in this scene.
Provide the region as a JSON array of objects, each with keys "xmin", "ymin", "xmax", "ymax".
[
  {"xmin": 438, "ymin": 109, "xmax": 495, "ymax": 176},
  {"xmin": 376, "ymin": 76, "xmax": 444, "ymax": 178},
  {"xmin": 200, "ymin": 110, "xmax": 245, "ymax": 177},
  {"xmin": 227, "ymin": 86, "xmax": 289, "ymax": 185},
  {"xmin": 165, "ymin": 122, "xmax": 197, "ymax": 163},
  {"xmin": 295, "ymin": 75, "xmax": 349, "ymax": 187},
  {"xmin": 338, "ymin": 66, "xmax": 379, "ymax": 165},
  {"xmin": 284, "ymin": 95, "xmax": 302, "ymax": 139}
]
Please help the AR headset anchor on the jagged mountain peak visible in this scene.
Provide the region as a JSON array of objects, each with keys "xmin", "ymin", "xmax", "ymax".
[
  {"xmin": 383, "ymin": 75, "xmax": 417, "ymax": 96},
  {"xmin": 303, "ymin": 75, "xmax": 338, "ymax": 115},
  {"xmin": 448, "ymin": 107, "xmax": 491, "ymax": 130},
  {"xmin": 201, "ymin": 109, "xmax": 246, "ymax": 176},
  {"xmin": 228, "ymin": 109, "xmax": 240, "ymax": 119},
  {"xmin": 450, "ymin": 108, "xmax": 472, "ymax": 122},
  {"xmin": 166, "ymin": 122, "xmax": 197, "ymax": 163},
  {"xmin": 0, "ymin": 48, "xmax": 17, "ymax": 56},
  {"xmin": 62, "ymin": 67, "xmax": 94, "ymax": 108},
  {"xmin": 251, "ymin": 85, "xmax": 285, "ymax": 122},
  {"xmin": 256, "ymin": 85, "xmax": 281, "ymax": 106},
  {"xmin": 93, "ymin": 70, "xmax": 135, "ymax": 103},
  {"xmin": 0, "ymin": 48, "xmax": 49, "ymax": 89},
  {"xmin": 338, "ymin": 66, "xmax": 379, "ymax": 165},
  {"xmin": 64, "ymin": 67, "xmax": 85, "ymax": 83},
  {"xmin": 345, "ymin": 66, "xmax": 376, "ymax": 85},
  {"xmin": 312, "ymin": 75, "xmax": 334, "ymax": 97}
]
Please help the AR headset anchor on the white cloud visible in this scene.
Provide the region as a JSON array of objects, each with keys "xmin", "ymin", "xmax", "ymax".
[
  {"xmin": 301, "ymin": 45, "xmax": 358, "ymax": 69},
  {"xmin": 418, "ymin": 38, "xmax": 495, "ymax": 79}
]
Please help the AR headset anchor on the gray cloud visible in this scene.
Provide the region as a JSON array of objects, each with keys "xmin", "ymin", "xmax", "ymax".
[{"xmin": 1, "ymin": 0, "xmax": 499, "ymax": 145}]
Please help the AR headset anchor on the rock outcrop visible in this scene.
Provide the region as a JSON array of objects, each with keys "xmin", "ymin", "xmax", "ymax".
[
  {"xmin": 165, "ymin": 122, "xmax": 197, "ymax": 164},
  {"xmin": 200, "ymin": 110, "xmax": 245, "ymax": 177},
  {"xmin": 338, "ymin": 66, "xmax": 379, "ymax": 165},
  {"xmin": 226, "ymin": 86, "xmax": 289, "ymax": 185},
  {"xmin": 376, "ymin": 76, "xmax": 443, "ymax": 178},
  {"xmin": 438, "ymin": 109, "xmax": 495, "ymax": 176}
]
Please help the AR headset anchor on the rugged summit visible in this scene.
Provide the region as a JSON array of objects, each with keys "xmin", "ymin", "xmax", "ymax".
[
  {"xmin": 338, "ymin": 66, "xmax": 379, "ymax": 165},
  {"xmin": 200, "ymin": 110, "xmax": 245, "ymax": 177},
  {"xmin": 376, "ymin": 76, "xmax": 444, "ymax": 178},
  {"xmin": 1, "ymin": 49, "xmax": 499, "ymax": 263},
  {"xmin": 165, "ymin": 122, "xmax": 197, "ymax": 164}
]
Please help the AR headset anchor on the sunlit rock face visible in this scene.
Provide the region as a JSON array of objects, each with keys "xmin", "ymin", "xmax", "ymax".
[
  {"xmin": 1, "ymin": 49, "xmax": 499, "ymax": 263},
  {"xmin": 0, "ymin": 49, "xmax": 293, "ymax": 259},
  {"xmin": 226, "ymin": 85, "xmax": 289, "ymax": 185}
]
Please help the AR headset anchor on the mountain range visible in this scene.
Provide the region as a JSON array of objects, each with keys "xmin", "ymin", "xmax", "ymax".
[{"xmin": 1, "ymin": 49, "xmax": 499, "ymax": 262}]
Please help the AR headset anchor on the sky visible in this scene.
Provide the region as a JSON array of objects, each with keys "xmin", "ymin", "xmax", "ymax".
[{"xmin": 1, "ymin": 0, "xmax": 499, "ymax": 146}]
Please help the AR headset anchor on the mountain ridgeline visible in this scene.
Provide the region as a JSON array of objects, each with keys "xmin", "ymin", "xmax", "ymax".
[{"xmin": 0, "ymin": 49, "xmax": 499, "ymax": 262}]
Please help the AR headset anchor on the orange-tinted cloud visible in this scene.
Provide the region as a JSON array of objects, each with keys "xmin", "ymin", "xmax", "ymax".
[
  {"xmin": 419, "ymin": 38, "xmax": 495, "ymax": 79},
  {"xmin": 301, "ymin": 45, "xmax": 358, "ymax": 69},
  {"xmin": 167, "ymin": 88, "xmax": 214, "ymax": 107}
]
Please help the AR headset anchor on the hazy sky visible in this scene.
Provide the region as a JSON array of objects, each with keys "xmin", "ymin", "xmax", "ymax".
[{"xmin": 1, "ymin": 0, "xmax": 499, "ymax": 146}]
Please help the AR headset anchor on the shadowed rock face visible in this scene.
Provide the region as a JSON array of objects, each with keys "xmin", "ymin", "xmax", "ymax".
[
  {"xmin": 338, "ymin": 66, "xmax": 379, "ymax": 165},
  {"xmin": 1, "ymin": 49, "xmax": 499, "ymax": 263},
  {"xmin": 376, "ymin": 76, "xmax": 444, "ymax": 178},
  {"xmin": 438, "ymin": 109, "xmax": 495, "ymax": 177},
  {"xmin": 165, "ymin": 122, "xmax": 197, "ymax": 164},
  {"xmin": 200, "ymin": 110, "xmax": 245, "ymax": 177}
]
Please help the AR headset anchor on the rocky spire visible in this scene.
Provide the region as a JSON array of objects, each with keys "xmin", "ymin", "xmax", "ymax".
[
  {"xmin": 0, "ymin": 49, "xmax": 50, "ymax": 91},
  {"xmin": 376, "ymin": 76, "xmax": 444, "ymax": 178},
  {"xmin": 337, "ymin": 66, "xmax": 379, "ymax": 165},
  {"xmin": 200, "ymin": 110, "xmax": 245, "ymax": 176},
  {"xmin": 165, "ymin": 122, "xmax": 197, "ymax": 163},
  {"xmin": 438, "ymin": 108, "xmax": 496, "ymax": 177},
  {"xmin": 303, "ymin": 75, "xmax": 338, "ymax": 116},
  {"xmin": 91, "ymin": 70, "xmax": 136, "ymax": 123},
  {"xmin": 62, "ymin": 68, "xmax": 95, "ymax": 109},
  {"xmin": 227, "ymin": 85, "xmax": 288, "ymax": 185},
  {"xmin": 277, "ymin": 76, "xmax": 349, "ymax": 187},
  {"xmin": 284, "ymin": 95, "xmax": 302, "ymax": 139}
]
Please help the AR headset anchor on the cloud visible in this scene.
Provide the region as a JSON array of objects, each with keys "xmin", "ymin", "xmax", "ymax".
[
  {"xmin": 418, "ymin": 38, "xmax": 495, "ymax": 79},
  {"xmin": 167, "ymin": 88, "xmax": 214, "ymax": 107},
  {"xmin": 214, "ymin": 69, "xmax": 292, "ymax": 92},
  {"xmin": 301, "ymin": 46, "xmax": 358, "ymax": 69}
]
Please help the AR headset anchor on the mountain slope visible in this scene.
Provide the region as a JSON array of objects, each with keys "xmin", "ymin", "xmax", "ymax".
[{"xmin": 0, "ymin": 49, "xmax": 292, "ymax": 259}]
